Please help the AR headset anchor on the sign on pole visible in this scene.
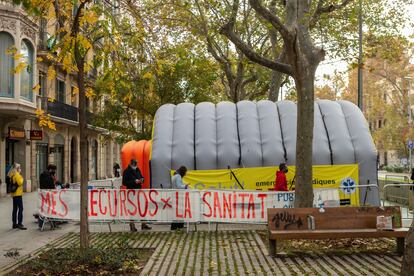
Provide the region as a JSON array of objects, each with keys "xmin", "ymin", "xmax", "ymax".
[{"xmin": 408, "ymin": 140, "xmax": 413, "ymax": 150}]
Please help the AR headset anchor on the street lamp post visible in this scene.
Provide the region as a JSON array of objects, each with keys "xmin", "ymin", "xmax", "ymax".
[
  {"xmin": 357, "ymin": 0, "xmax": 363, "ymax": 111},
  {"xmin": 404, "ymin": 77, "xmax": 413, "ymax": 171}
]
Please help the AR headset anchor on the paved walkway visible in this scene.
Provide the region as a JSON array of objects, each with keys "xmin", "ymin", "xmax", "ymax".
[
  {"xmin": 0, "ymin": 192, "xmax": 406, "ymax": 275},
  {"xmin": 0, "ymin": 192, "xmax": 78, "ymax": 269},
  {"xmin": 2, "ymin": 230, "xmax": 403, "ymax": 275}
]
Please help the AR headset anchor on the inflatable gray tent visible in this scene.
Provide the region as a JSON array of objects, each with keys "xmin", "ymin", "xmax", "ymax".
[{"xmin": 151, "ymin": 100, "xmax": 379, "ymax": 205}]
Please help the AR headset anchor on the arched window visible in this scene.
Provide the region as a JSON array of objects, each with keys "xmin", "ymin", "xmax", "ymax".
[
  {"xmin": 20, "ymin": 39, "xmax": 34, "ymax": 100},
  {"xmin": 0, "ymin": 32, "xmax": 14, "ymax": 97}
]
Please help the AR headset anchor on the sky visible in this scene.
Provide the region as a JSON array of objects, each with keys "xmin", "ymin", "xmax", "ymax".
[{"xmin": 314, "ymin": 3, "xmax": 414, "ymax": 88}]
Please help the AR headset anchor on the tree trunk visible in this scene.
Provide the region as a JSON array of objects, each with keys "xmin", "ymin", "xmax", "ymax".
[
  {"xmin": 401, "ymin": 220, "xmax": 414, "ymax": 275},
  {"xmin": 78, "ymin": 63, "xmax": 89, "ymax": 249},
  {"xmin": 294, "ymin": 72, "xmax": 315, "ymax": 207},
  {"xmin": 268, "ymin": 71, "xmax": 284, "ymax": 101}
]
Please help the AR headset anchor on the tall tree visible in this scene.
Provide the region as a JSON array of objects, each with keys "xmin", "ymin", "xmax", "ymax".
[
  {"xmin": 94, "ymin": 9, "xmax": 222, "ymax": 141},
  {"xmin": 124, "ymin": 0, "xmax": 283, "ymax": 102},
  {"xmin": 220, "ymin": 0, "xmax": 412, "ymax": 207},
  {"xmin": 18, "ymin": 0, "xmax": 112, "ymax": 249}
]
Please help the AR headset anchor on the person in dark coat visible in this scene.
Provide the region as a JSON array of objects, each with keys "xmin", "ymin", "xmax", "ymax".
[
  {"xmin": 113, "ymin": 163, "xmax": 121, "ymax": 178},
  {"xmin": 122, "ymin": 159, "xmax": 151, "ymax": 231},
  {"xmin": 39, "ymin": 164, "xmax": 57, "ymax": 190},
  {"xmin": 38, "ymin": 164, "xmax": 57, "ymax": 229}
]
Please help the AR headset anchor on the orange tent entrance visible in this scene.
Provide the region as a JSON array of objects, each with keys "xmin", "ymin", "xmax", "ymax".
[{"xmin": 121, "ymin": 140, "xmax": 151, "ymax": 189}]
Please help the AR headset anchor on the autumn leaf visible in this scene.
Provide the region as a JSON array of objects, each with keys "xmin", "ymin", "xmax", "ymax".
[
  {"xmin": 72, "ymin": 86, "xmax": 79, "ymax": 95},
  {"xmin": 14, "ymin": 62, "xmax": 27, "ymax": 73},
  {"xmin": 47, "ymin": 66, "xmax": 56, "ymax": 80},
  {"xmin": 5, "ymin": 46, "xmax": 17, "ymax": 55},
  {"xmin": 32, "ymin": 84, "xmax": 41, "ymax": 94},
  {"xmin": 80, "ymin": 10, "xmax": 98, "ymax": 26},
  {"xmin": 36, "ymin": 57, "xmax": 43, "ymax": 62},
  {"xmin": 48, "ymin": 97, "xmax": 56, "ymax": 103},
  {"xmin": 13, "ymin": 52, "xmax": 24, "ymax": 60},
  {"xmin": 86, "ymin": 87, "xmax": 96, "ymax": 98},
  {"xmin": 142, "ymin": 72, "xmax": 153, "ymax": 79},
  {"xmin": 35, "ymin": 109, "xmax": 44, "ymax": 116}
]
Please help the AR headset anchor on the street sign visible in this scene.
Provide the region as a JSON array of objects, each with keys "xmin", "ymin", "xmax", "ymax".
[
  {"xmin": 8, "ymin": 127, "xmax": 25, "ymax": 139},
  {"xmin": 30, "ymin": 130, "xmax": 43, "ymax": 140},
  {"xmin": 408, "ymin": 140, "xmax": 414, "ymax": 150}
]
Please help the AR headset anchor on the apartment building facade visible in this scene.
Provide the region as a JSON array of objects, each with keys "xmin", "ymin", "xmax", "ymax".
[{"xmin": 0, "ymin": 1, "xmax": 121, "ymax": 196}]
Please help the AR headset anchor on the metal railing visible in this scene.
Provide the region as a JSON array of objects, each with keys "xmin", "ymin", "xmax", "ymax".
[
  {"xmin": 382, "ymin": 183, "xmax": 414, "ymax": 222},
  {"xmin": 37, "ymin": 97, "xmax": 95, "ymax": 124},
  {"xmin": 380, "ymin": 173, "xmax": 412, "ymax": 206},
  {"xmin": 47, "ymin": 100, "xmax": 78, "ymax": 122}
]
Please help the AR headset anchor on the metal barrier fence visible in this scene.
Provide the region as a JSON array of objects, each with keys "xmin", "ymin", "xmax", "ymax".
[
  {"xmin": 380, "ymin": 174, "xmax": 411, "ymax": 206},
  {"xmin": 382, "ymin": 183, "xmax": 414, "ymax": 222},
  {"xmin": 69, "ymin": 177, "xmax": 122, "ymax": 190}
]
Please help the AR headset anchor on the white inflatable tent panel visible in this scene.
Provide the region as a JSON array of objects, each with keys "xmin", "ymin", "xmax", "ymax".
[{"xmin": 150, "ymin": 100, "xmax": 378, "ymax": 205}]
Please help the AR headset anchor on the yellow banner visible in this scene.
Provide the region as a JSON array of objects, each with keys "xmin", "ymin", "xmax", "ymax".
[{"xmin": 174, "ymin": 164, "xmax": 360, "ymax": 205}]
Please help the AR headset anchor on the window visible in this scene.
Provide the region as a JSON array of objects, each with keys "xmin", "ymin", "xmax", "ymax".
[
  {"xmin": 0, "ymin": 32, "xmax": 14, "ymax": 97},
  {"xmin": 56, "ymin": 79, "xmax": 65, "ymax": 103},
  {"xmin": 20, "ymin": 40, "xmax": 34, "ymax": 100},
  {"xmin": 39, "ymin": 72, "xmax": 47, "ymax": 97}
]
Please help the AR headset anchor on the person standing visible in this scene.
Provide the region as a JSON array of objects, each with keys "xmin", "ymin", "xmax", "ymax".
[
  {"xmin": 113, "ymin": 163, "xmax": 121, "ymax": 178},
  {"xmin": 8, "ymin": 163, "xmax": 26, "ymax": 230},
  {"xmin": 38, "ymin": 164, "xmax": 57, "ymax": 229},
  {"xmin": 274, "ymin": 163, "xmax": 289, "ymax": 192},
  {"xmin": 123, "ymin": 159, "xmax": 151, "ymax": 231},
  {"xmin": 171, "ymin": 166, "xmax": 188, "ymax": 230},
  {"xmin": 39, "ymin": 164, "xmax": 57, "ymax": 189}
]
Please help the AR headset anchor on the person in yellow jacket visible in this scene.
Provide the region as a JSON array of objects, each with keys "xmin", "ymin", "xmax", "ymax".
[{"xmin": 8, "ymin": 163, "xmax": 26, "ymax": 230}]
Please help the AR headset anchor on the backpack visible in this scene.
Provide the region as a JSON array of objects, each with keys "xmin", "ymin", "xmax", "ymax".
[{"xmin": 6, "ymin": 175, "xmax": 18, "ymax": 194}]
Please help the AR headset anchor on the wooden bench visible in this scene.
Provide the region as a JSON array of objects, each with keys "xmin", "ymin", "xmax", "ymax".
[{"xmin": 267, "ymin": 206, "xmax": 409, "ymax": 256}]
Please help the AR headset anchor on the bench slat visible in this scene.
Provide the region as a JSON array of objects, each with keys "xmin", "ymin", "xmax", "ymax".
[
  {"xmin": 268, "ymin": 206, "xmax": 402, "ymax": 231},
  {"xmin": 269, "ymin": 228, "xmax": 409, "ymax": 240}
]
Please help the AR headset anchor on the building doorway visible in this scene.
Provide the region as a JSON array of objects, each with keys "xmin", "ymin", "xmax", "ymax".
[
  {"xmin": 70, "ymin": 137, "xmax": 77, "ymax": 183},
  {"xmin": 54, "ymin": 134, "xmax": 65, "ymax": 183},
  {"xmin": 5, "ymin": 138, "xmax": 15, "ymax": 175},
  {"xmin": 36, "ymin": 143, "xmax": 48, "ymax": 180},
  {"xmin": 91, "ymin": 139, "xmax": 98, "ymax": 180}
]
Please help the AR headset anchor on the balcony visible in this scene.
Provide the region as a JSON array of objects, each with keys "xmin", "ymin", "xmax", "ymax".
[{"xmin": 38, "ymin": 97, "xmax": 95, "ymax": 124}]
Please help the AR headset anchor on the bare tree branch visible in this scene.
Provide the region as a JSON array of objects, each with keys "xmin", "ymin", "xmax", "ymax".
[
  {"xmin": 310, "ymin": 0, "xmax": 353, "ymax": 28},
  {"xmin": 220, "ymin": 22, "xmax": 292, "ymax": 75},
  {"xmin": 249, "ymin": 0, "xmax": 289, "ymax": 38}
]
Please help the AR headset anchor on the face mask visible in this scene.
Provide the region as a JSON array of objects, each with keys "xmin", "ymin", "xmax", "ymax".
[{"xmin": 131, "ymin": 165, "xmax": 137, "ymax": 170}]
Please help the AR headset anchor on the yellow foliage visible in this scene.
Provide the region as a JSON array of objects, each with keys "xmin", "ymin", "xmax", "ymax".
[
  {"xmin": 35, "ymin": 108, "xmax": 44, "ymax": 116},
  {"xmin": 46, "ymin": 53, "xmax": 56, "ymax": 62},
  {"xmin": 77, "ymin": 35, "xmax": 92, "ymax": 51},
  {"xmin": 32, "ymin": 84, "xmax": 41, "ymax": 94},
  {"xmin": 14, "ymin": 62, "xmax": 27, "ymax": 74},
  {"xmin": 5, "ymin": 46, "xmax": 17, "ymax": 55},
  {"xmin": 72, "ymin": 86, "xmax": 79, "ymax": 95},
  {"xmin": 86, "ymin": 87, "xmax": 96, "ymax": 98},
  {"xmin": 36, "ymin": 57, "xmax": 43, "ymax": 62},
  {"xmin": 143, "ymin": 72, "xmax": 153, "ymax": 79},
  {"xmin": 36, "ymin": 109, "xmax": 56, "ymax": 131},
  {"xmin": 47, "ymin": 66, "xmax": 56, "ymax": 80},
  {"xmin": 80, "ymin": 10, "xmax": 99, "ymax": 26},
  {"xmin": 13, "ymin": 53, "xmax": 24, "ymax": 60},
  {"xmin": 123, "ymin": 93, "xmax": 132, "ymax": 105},
  {"xmin": 48, "ymin": 97, "xmax": 56, "ymax": 103},
  {"xmin": 62, "ymin": 54, "xmax": 75, "ymax": 73}
]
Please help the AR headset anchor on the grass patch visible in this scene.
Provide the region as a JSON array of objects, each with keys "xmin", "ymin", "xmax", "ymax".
[
  {"xmin": 9, "ymin": 246, "xmax": 153, "ymax": 275},
  {"xmin": 257, "ymin": 230, "xmax": 397, "ymax": 257}
]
